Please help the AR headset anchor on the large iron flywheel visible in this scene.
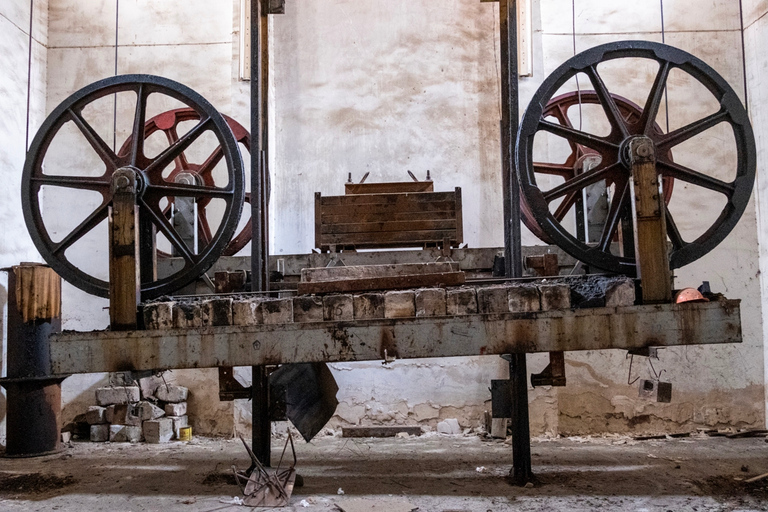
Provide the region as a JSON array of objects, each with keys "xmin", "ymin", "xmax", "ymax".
[
  {"xmin": 517, "ymin": 41, "xmax": 756, "ymax": 274},
  {"xmin": 22, "ymin": 75, "xmax": 245, "ymax": 299}
]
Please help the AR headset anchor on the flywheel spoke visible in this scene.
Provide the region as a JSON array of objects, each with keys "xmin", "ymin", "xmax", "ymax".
[
  {"xmin": 51, "ymin": 202, "xmax": 109, "ymax": 255},
  {"xmin": 532, "ymin": 162, "xmax": 574, "ymax": 178},
  {"xmin": 657, "ymin": 160, "xmax": 734, "ymax": 196},
  {"xmin": 658, "ymin": 109, "xmax": 729, "ymax": 149},
  {"xmin": 145, "ymin": 182, "xmax": 234, "ymax": 199},
  {"xmin": 539, "ymin": 120, "xmax": 619, "ymax": 154},
  {"xmin": 665, "ymin": 209, "xmax": 686, "ymax": 251},
  {"xmin": 145, "ymin": 118, "xmax": 212, "ymax": 178},
  {"xmin": 30, "ymin": 175, "xmax": 111, "ymax": 194},
  {"xmin": 597, "ymin": 177, "xmax": 629, "ymax": 253},
  {"xmin": 129, "ymin": 84, "xmax": 148, "ymax": 167},
  {"xmin": 543, "ymin": 163, "xmax": 618, "ymax": 202},
  {"xmin": 585, "ymin": 65, "xmax": 630, "ymax": 138},
  {"xmin": 67, "ymin": 109, "xmax": 119, "ymax": 171},
  {"xmin": 640, "ymin": 61, "xmax": 671, "ymax": 135},
  {"xmin": 140, "ymin": 197, "xmax": 197, "ymax": 265}
]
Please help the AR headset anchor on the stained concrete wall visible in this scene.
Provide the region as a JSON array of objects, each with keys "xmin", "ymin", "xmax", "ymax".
[
  {"xmin": 0, "ymin": 0, "xmax": 48, "ymax": 445},
  {"xmin": 0, "ymin": 0, "xmax": 763, "ymax": 442},
  {"xmin": 744, "ymin": 0, "xmax": 768, "ymax": 427}
]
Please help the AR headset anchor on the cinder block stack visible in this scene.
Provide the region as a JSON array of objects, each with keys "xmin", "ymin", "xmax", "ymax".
[
  {"xmin": 84, "ymin": 379, "xmax": 190, "ymax": 444},
  {"xmin": 142, "ymin": 277, "xmax": 636, "ymax": 331}
]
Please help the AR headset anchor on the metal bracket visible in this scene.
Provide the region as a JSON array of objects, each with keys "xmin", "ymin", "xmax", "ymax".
[{"xmin": 530, "ymin": 351, "xmax": 566, "ymax": 387}]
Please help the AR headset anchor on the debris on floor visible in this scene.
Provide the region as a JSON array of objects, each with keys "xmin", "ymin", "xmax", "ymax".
[
  {"xmin": 335, "ymin": 498, "xmax": 418, "ymax": 512},
  {"xmin": 232, "ymin": 434, "xmax": 297, "ymax": 507}
]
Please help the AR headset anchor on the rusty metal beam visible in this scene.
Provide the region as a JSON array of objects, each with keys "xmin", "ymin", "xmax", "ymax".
[{"xmin": 49, "ymin": 300, "xmax": 740, "ymax": 375}]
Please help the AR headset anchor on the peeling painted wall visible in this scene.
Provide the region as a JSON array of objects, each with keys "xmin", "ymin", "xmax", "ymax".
[{"xmin": 0, "ymin": 0, "xmax": 764, "ymax": 442}]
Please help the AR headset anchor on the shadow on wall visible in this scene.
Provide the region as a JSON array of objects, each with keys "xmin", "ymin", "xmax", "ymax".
[{"xmin": 61, "ymin": 374, "xmax": 110, "ymax": 427}]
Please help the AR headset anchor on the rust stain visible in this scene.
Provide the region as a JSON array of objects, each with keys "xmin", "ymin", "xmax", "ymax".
[
  {"xmin": 379, "ymin": 327, "xmax": 398, "ymax": 360},
  {"xmin": 12, "ymin": 264, "xmax": 61, "ymax": 323}
]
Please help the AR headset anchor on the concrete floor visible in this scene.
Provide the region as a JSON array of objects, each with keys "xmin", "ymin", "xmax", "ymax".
[{"xmin": 0, "ymin": 433, "xmax": 767, "ymax": 511}]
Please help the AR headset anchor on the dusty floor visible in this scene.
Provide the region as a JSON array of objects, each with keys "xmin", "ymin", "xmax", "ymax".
[{"xmin": 0, "ymin": 433, "xmax": 767, "ymax": 511}]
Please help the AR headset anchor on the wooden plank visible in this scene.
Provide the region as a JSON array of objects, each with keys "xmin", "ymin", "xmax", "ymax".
[
  {"xmin": 49, "ymin": 300, "xmax": 742, "ymax": 374},
  {"xmin": 319, "ymin": 201, "xmax": 456, "ymax": 217},
  {"xmin": 320, "ymin": 191, "xmax": 456, "ymax": 206},
  {"xmin": 321, "ymin": 219, "xmax": 457, "ymax": 235},
  {"xmin": 297, "ymin": 271, "xmax": 465, "ymax": 294},
  {"xmin": 319, "ymin": 230, "xmax": 459, "ymax": 246},
  {"xmin": 321, "ymin": 210, "xmax": 459, "ymax": 224},
  {"xmin": 345, "ymin": 182, "xmax": 433, "ymax": 195},
  {"xmin": 342, "ymin": 426, "xmax": 423, "ymax": 437},
  {"xmin": 302, "ymin": 262, "xmax": 460, "ymax": 282}
]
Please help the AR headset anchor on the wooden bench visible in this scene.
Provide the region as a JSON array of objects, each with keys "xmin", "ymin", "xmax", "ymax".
[{"xmin": 314, "ymin": 187, "xmax": 463, "ymax": 252}]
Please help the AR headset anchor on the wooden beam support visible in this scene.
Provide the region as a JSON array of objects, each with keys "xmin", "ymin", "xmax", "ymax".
[
  {"xmin": 50, "ymin": 300, "xmax": 741, "ymax": 375},
  {"xmin": 629, "ymin": 137, "xmax": 672, "ymax": 304},
  {"xmin": 109, "ymin": 169, "xmax": 140, "ymax": 331}
]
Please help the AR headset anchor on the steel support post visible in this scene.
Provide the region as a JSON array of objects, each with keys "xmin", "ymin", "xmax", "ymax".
[
  {"xmin": 250, "ymin": 0, "xmax": 272, "ymax": 466},
  {"xmin": 1, "ymin": 264, "xmax": 66, "ymax": 457},
  {"xmin": 499, "ymin": 0, "xmax": 533, "ymax": 485}
]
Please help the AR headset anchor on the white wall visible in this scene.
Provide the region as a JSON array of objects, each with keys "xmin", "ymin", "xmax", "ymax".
[
  {"xmin": 743, "ymin": 0, "xmax": 768, "ymax": 426},
  {"xmin": 0, "ymin": 0, "xmax": 48, "ymax": 446},
  {"xmin": 1, "ymin": 0, "xmax": 762, "ymax": 439}
]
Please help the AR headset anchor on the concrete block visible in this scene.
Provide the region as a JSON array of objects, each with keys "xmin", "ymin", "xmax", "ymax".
[
  {"xmin": 606, "ymin": 279, "xmax": 636, "ymax": 307},
  {"xmin": 508, "ymin": 285, "xmax": 542, "ymax": 313},
  {"xmin": 477, "ymin": 286, "xmax": 508, "ymax": 314},
  {"xmin": 105, "ymin": 405, "xmax": 116, "ymax": 424},
  {"xmin": 90, "ymin": 424, "xmax": 110, "ymax": 442},
  {"xmin": 164, "ymin": 402, "xmax": 187, "ymax": 417},
  {"xmin": 137, "ymin": 401, "xmax": 165, "ymax": 421},
  {"xmin": 538, "ymin": 284, "xmax": 570, "ymax": 311},
  {"xmin": 437, "ymin": 418, "xmax": 461, "ymax": 435},
  {"xmin": 85, "ymin": 406, "xmax": 107, "ymax": 425},
  {"xmin": 173, "ymin": 301, "xmax": 202, "ymax": 328},
  {"xmin": 415, "ymin": 288, "xmax": 446, "ymax": 317},
  {"xmin": 353, "ymin": 293, "xmax": 385, "ymax": 319},
  {"xmin": 144, "ymin": 418, "xmax": 174, "ymax": 444},
  {"xmin": 112, "ymin": 403, "xmax": 142, "ymax": 426},
  {"xmin": 168, "ymin": 415, "xmax": 189, "ymax": 438},
  {"xmin": 259, "ymin": 298, "xmax": 293, "ymax": 324},
  {"xmin": 138, "ymin": 375, "xmax": 164, "ymax": 400},
  {"xmin": 323, "ymin": 294, "xmax": 354, "ymax": 321},
  {"xmin": 384, "ymin": 291, "xmax": 415, "ymax": 319},
  {"xmin": 95, "ymin": 386, "xmax": 140, "ymax": 406},
  {"xmin": 232, "ymin": 299, "xmax": 262, "ymax": 326},
  {"xmin": 446, "ymin": 288, "xmax": 478, "ymax": 315},
  {"xmin": 201, "ymin": 297, "xmax": 234, "ymax": 326},
  {"xmin": 292, "ymin": 296, "xmax": 324, "ymax": 322},
  {"xmin": 156, "ymin": 384, "xmax": 188, "ymax": 403},
  {"xmin": 110, "ymin": 424, "xmax": 143, "ymax": 443},
  {"xmin": 143, "ymin": 301, "xmax": 174, "ymax": 330}
]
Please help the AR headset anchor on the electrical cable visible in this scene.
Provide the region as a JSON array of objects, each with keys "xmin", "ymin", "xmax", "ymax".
[
  {"xmin": 572, "ymin": 0, "xmax": 582, "ymax": 130},
  {"xmin": 660, "ymin": 0, "xmax": 670, "ymax": 134},
  {"xmin": 25, "ymin": 0, "xmax": 34, "ymax": 150},
  {"xmin": 739, "ymin": 0, "xmax": 749, "ymax": 115},
  {"xmin": 113, "ymin": 0, "xmax": 119, "ymax": 151}
]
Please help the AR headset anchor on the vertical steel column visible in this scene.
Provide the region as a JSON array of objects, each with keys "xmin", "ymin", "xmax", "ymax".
[
  {"xmin": 499, "ymin": 0, "xmax": 533, "ymax": 485},
  {"xmin": 250, "ymin": 0, "xmax": 271, "ymax": 466},
  {"xmin": 2, "ymin": 264, "xmax": 65, "ymax": 457}
]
